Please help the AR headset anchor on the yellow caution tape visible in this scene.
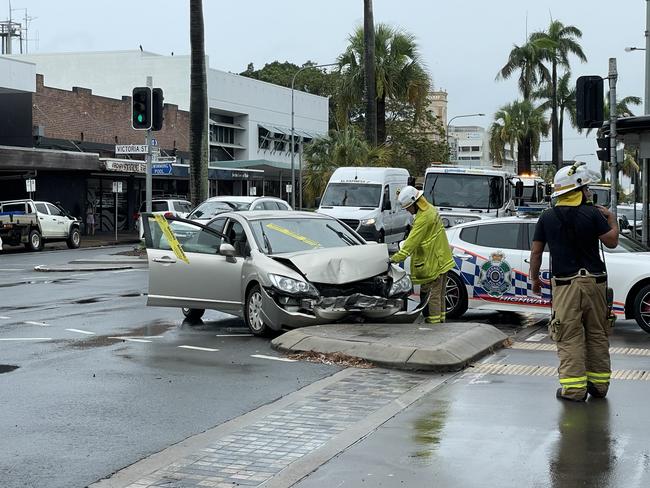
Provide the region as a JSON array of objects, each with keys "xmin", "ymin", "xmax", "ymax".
[
  {"xmin": 266, "ymin": 223, "xmax": 320, "ymax": 248},
  {"xmin": 153, "ymin": 214, "xmax": 190, "ymax": 264}
]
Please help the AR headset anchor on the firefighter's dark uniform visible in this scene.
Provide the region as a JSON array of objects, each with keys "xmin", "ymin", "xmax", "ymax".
[{"xmin": 533, "ymin": 203, "xmax": 613, "ymax": 401}]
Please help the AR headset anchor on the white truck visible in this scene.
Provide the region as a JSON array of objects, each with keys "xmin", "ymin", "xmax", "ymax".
[
  {"xmin": 0, "ymin": 199, "xmax": 82, "ymax": 251},
  {"xmin": 316, "ymin": 167, "xmax": 412, "ymax": 244}
]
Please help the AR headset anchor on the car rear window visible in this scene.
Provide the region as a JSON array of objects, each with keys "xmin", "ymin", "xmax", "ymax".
[
  {"xmin": 174, "ymin": 201, "xmax": 192, "ymax": 213},
  {"xmin": 151, "ymin": 201, "xmax": 169, "ymax": 212}
]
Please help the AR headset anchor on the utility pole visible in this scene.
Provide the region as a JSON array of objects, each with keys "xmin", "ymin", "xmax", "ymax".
[
  {"xmin": 634, "ymin": 0, "xmax": 650, "ymax": 246},
  {"xmin": 146, "ymin": 76, "xmax": 153, "ymax": 213},
  {"xmin": 363, "ymin": 0, "xmax": 377, "ymax": 145},
  {"xmin": 609, "ymin": 58, "xmax": 618, "ymax": 221}
]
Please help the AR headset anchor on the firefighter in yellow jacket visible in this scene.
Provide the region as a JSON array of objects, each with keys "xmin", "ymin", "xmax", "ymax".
[
  {"xmin": 390, "ymin": 186, "xmax": 455, "ymax": 324},
  {"xmin": 529, "ymin": 163, "xmax": 618, "ymax": 401}
]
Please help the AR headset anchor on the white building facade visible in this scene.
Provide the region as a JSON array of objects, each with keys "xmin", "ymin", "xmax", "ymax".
[
  {"xmin": 7, "ymin": 50, "xmax": 329, "ymax": 164},
  {"xmin": 448, "ymin": 125, "xmax": 516, "ymax": 173}
]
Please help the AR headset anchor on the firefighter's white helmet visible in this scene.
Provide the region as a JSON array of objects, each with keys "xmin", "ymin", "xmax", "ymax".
[
  {"xmin": 397, "ymin": 185, "xmax": 423, "ymax": 209},
  {"xmin": 552, "ymin": 162, "xmax": 594, "ymax": 198}
]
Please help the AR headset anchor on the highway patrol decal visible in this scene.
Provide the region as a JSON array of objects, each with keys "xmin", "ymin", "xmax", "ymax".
[{"xmin": 479, "ymin": 251, "xmax": 512, "ymax": 297}]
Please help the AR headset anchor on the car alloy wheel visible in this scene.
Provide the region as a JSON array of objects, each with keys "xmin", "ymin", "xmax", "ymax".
[
  {"xmin": 445, "ymin": 272, "xmax": 468, "ymax": 319},
  {"xmin": 633, "ymin": 284, "xmax": 650, "ymax": 334},
  {"xmin": 248, "ymin": 290, "xmax": 264, "ymax": 332}
]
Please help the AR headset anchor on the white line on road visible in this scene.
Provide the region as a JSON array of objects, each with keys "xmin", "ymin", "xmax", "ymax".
[
  {"xmin": 525, "ymin": 333, "xmax": 548, "ymax": 342},
  {"xmin": 68, "ymin": 273, "xmax": 94, "ymax": 278},
  {"xmin": 216, "ymin": 334, "xmax": 254, "ymax": 337},
  {"xmin": 112, "ymin": 269, "xmax": 137, "ymax": 274},
  {"xmin": 0, "ymin": 268, "xmax": 23, "ymax": 271},
  {"xmin": 24, "ymin": 321, "xmax": 50, "ymax": 327},
  {"xmin": 108, "ymin": 337, "xmax": 152, "ymax": 343},
  {"xmin": 0, "ymin": 316, "xmax": 10, "ymax": 320},
  {"xmin": 250, "ymin": 354, "xmax": 297, "ymax": 362},
  {"xmin": 65, "ymin": 328, "xmax": 95, "ymax": 335},
  {"xmin": 178, "ymin": 345, "xmax": 219, "ymax": 352},
  {"xmin": 0, "ymin": 337, "xmax": 52, "ymax": 341}
]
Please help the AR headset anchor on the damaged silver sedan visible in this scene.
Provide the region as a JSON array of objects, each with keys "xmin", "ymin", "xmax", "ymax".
[{"xmin": 142, "ymin": 211, "xmax": 424, "ymax": 336}]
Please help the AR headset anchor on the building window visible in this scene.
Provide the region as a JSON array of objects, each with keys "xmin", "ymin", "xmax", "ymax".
[
  {"xmin": 274, "ymin": 139, "xmax": 286, "ymax": 152},
  {"xmin": 259, "ymin": 127, "xmax": 271, "ymax": 150},
  {"xmin": 211, "ymin": 125, "xmax": 234, "ymax": 145},
  {"xmin": 471, "ymin": 146, "xmax": 480, "ymax": 151}
]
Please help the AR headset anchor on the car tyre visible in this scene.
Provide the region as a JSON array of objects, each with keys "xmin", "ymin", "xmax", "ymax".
[
  {"xmin": 632, "ymin": 284, "xmax": 650, "ymax": 334},
  {"xmin": 66, "ymin": 227, "xmax": 81, "ymax": 249},
  {"xmin": 245, "ymin": 284, "xmax": 273, "ymax": 337},
  {"xmin": 181, "ymin": 308, "xmax": 205, "ymax": 321},
  {"xmin": 445, "ymin": 271, "xmax": 468, "ymax": 319},
  {"xmin": 26, "ymin": 229, "xmax": 43, "ymax": 252}
]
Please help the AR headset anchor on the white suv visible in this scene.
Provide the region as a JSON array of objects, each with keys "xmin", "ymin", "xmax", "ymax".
[
  {"xmin": 136, "ymin": 199, "xmax": 193, "ymax": 237},
  {"xmin": 186, "ymin": 196, "xmax": 292, "ymax": 223}
]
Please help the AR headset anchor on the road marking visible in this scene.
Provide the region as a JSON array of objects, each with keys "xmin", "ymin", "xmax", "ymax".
[
  {"xmin": 512, "ymin": 342, "xmax": 650, "ymax": 356},
  {"xmin": 65, "ymin": 328, "xmax": 95, "ymax": 335},
  {"xmin": 108, "ymin": 337, "xmax": 152, "ymax": 343},
  {"xmin": 216, "ymin": 334, "xmax": 254, "ymax": 337},
  {"xmin": 178, "ymin": 345, "xmax": 219, "ymax": 352},
  {"xmin": 68, "ymin": 273, "xmax": 94, "ymax": 278},
  {"xmin": 24, "ymin": 321, "xmax": 50, "ymax": 327},
  {"xmin": 0, "ymin": 337, "xmax": 51, "ymax": 341},
  {"xmin": 0, "ymin": 316, "xmax": 10, "ymax": 320},
  {"xmin": 112, "ymin": 269, "xmax": 137, "ymax": 274},
  {"xmin": 418, "ymin": 327, "xmax": 434, "ymax": 331},
  {"xmin": 250, "ymin": 354, "xmax": 296, "ymax": 362},
  {"xmin": 525, "ymin": 333, "xmax": 547, "ymax": 342},
  {"xmin": 0, "ymin": 268, "xmax": 23, "ymax": 271},
  {"xmin": 471, "ymin": 363, "xmax": 650, "ymax": 381}
]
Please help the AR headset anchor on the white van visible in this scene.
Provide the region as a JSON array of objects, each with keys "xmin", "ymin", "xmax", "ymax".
[{"xmin": 316, "ymin": 167, "xmax": 412, "ymax": 244}]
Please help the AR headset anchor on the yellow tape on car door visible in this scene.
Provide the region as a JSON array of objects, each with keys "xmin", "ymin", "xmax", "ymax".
[{"xmin": 153, "ymin": 214, "xmax": 190, "ymax": 264}]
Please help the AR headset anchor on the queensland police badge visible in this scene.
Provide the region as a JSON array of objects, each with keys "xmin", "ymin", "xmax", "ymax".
[{"xmin": 479, "ymin": 251, "xmax": 512, "ymax": 297}]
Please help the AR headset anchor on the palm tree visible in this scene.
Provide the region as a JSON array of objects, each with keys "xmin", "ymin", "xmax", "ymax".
[
  {"xmin": 189, "ymin": 0, "xmax": 209, "ymax": 206},
  {"xmin": 530, "ymin": 21, "xmax": 587, "ymax": 167},
  {"xmin": 363, "ymin": 0, "xmax": 377, "ymax": 145},
  {"xmin": 534, "ymin": 71, "xmax": 577, "ymax": 165},
  {"xmin": 489, "ymin": 100, "xmax": 550, "ymax": 174},
  {"xmin": 303, "ymin": 127, "xmax": 391, "ymax": 205},
  {"xmin": 496, "ymin": 40, "xmax": 550, "ymax": 101},
  {"xmin": 338, "ymin": 23, "xmax": 430, "ymax": 144}
]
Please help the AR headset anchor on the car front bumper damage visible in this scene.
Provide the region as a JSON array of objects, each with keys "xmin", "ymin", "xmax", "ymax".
[{"xmin": 260, "ymin": 287, "xmax": 427, "ymax": 330}]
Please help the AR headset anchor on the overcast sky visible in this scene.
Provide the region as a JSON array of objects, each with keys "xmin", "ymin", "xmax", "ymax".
[{"xmin": 4, "ymin": 0, "xmax": 648, "ymax": 174}]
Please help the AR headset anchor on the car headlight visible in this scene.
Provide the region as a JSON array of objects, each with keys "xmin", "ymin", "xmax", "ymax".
[
  {"xmin": 389, "ymin": 273, "xmax": 413, "ymax": 296},
  {"xmin": 442, "ymin": 217, "xmax": 450, "ymax": 228},
  {"xmin": 360, "ymin": 218, "xmax": 376, "ymax": 226},
  {"xmin": 268, "ymin": 273, "xmax": 319, "ymax": 296}
]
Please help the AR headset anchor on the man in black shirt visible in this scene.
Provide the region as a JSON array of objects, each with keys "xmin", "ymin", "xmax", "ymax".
[{"xmin": 530, "ymin": 162, "xmax": 618, "ymax": 402}]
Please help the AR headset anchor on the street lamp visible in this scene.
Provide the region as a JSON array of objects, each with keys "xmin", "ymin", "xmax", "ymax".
[
  {"xmin": 446, "ymin": 113, "xmax": 485, "ymax": 164},
  {"xmin": 624, "ymin": 46, "xmax": 646, "ymax": 52},
  {"xmin": 291, "ymin": 62, "xmax": 338, "ymax": 210}
]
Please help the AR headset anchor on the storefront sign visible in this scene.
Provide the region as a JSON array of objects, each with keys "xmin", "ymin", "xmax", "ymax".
[
  {"xmin": 103, "ymin": 160, "xmax": 146, "ymax": 173},
  {"xmin": 231, "ymin": 170, "xmax": 250, "ymax": 179}
]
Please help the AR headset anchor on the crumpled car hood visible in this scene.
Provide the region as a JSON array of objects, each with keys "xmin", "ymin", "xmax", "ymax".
[{"xmin": 271, "ymin": 244, "xmax": 389, "ymax": 284}]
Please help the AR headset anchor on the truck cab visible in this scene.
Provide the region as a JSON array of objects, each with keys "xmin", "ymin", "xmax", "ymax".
[{"xmin": 423, "ymin": 166, "xmax": 516, "ymax": 228}]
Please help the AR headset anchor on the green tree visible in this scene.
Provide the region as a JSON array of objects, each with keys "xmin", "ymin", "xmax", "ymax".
[
  {"xmin": 338, "ymin": 23, "xmax": 430, "ymax": 144},
  {"xmin": 496, "ymin": 40, "xmax": 551, "ymax": 101},
  {"xmin": 302, "ymin": 127, "xmax": 391, "ymax": 206},
  {"xmin": 530, "ymin": 21, "xmax": 587, "ymax": 166},
  {"xmin": 189, "ymin": 0, "xmax": 209, "ymax": 206},
  {"xmin": 489, "ymin": 100, "xmax": 550, "ymax": 174},
  {"xmin": 534, "ymin": 71, "xmax": 577, "ymax": 168}
]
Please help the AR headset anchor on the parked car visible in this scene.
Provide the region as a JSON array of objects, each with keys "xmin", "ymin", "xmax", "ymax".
[
  {"xmin": 135, "ymin": 198, "xmax": 192, "ymax": 238},
  {"xmin": 0, "ymin": 199, "xmax": 81, "ymax": 251},
  {"xmin": 617, "ymin": 204, "xmax": 643, "ymax": 236},
  {"xmin": 443, "ymin": 215, "xmax": 650, "ymax": 333},
  {"xmin": 317, "ymin": 167, "xmax": 412, "ymax": 243},
  {"xmin": 141, "ymin": 211, "xmax": 423, "ymax": 335},
  {"xmin": 187, "ymin": 196, "xmax": 292, "ymax": 224}
]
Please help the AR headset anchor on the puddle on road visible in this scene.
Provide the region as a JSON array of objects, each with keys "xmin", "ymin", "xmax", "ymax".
[
  {"xmin": 119, "ymin": 292, "xmax": 147, "ymax": 298},
  {"xmin": 63, "ymin": 319, "xmax": 176, "ymax": 350},
  {"xmin": 73, "ymin": 297, "xmax": 108, "ymax": 304},
  {"xmin": 410, "ymin": 401, "xmax": 450, "ymax": 464},
  {"xmin": 0, "ymin": 365, "xmax": 19, "ymax": 374}
]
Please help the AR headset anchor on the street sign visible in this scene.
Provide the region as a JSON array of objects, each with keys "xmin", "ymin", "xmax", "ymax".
[
  {"xmin": 152, "ymin": 163, "xmax": 173, "ymax": 175},
  {"xmin": 286, "ymin": 184, "xmax": 293, "ymax": 194},
  {"xmin": 155, "ymin": 156, "xmax": 177, "ymax": 163},
  {"xmin": 112, "ymin": 181, "xmax": 123, "ymax": 193},
  {"xmin": 249, "ymin": 186, "xmax": 257, "ymax": 196},
  {"xmin": 115, "ymin": 144, "xmax": 148, "ymax": 154},
  {"xmin": 25, "ymin": 179, "xmax": 36, "ymax": 193},
  {"xmin": 151, "ymin": 138, "xmax": 158, "ymax": 146}
]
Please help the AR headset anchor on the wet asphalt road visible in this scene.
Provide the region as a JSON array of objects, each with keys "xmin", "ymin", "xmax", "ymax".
[
  {"xmin": 3, "ymin": 246, "xmax": 650, "ymax": 487},
  {"xmin": 294, "ymin": 321, "xmax": 650, "ymax": 488},
  {"xmin": 0, "ymin": 246, "xmax": 340, "ymax": 488}
]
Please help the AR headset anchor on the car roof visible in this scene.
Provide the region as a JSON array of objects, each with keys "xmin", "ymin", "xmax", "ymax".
[
  {"xmin": 451, "ymin": 215, "xmax": 540, "ymax": 230},
  {"xmin": 205, "ymin": 196, "xmax": 285, "ymax": 203},
  {"xmin": 230, "ymin": 210, "xmax": 331, "ymax": 221}
]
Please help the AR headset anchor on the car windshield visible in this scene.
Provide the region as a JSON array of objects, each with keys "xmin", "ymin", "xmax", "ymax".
[
  {"xmin": 606, "ymin": 235, "xmax": 648, "ymax": 253},
  {"xmin": 188, "ymin": 201, "xmax": 236, "ymax": 219},
  {"xmin": 320, "ymin": 183, "xmax": 382, "ymax": 207},
  {"xmin": 424, "ymin": 173, "xmax": 504, "ymax": 209},
  {"xmin": 251, "ymin": 218, "xmax": 362, "ymax": 254},
  {"xmin": 617, "ymin": 207, "xmax": 642, "ymax": 221}
]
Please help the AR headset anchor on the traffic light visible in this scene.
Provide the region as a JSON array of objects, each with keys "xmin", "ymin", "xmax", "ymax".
[
  {"xmin": 597, "ymin": 135, "xmax": 610, "ymax": 162},
  {"xmin": 132, "ymin": 87, "xmax": 152, "ymax": 130},
  {"xmin": 576, "ymin": 75, "xmax": 604, "ymax": 129},
  {"xmin": 152, "ymin": 88, "xmax": 164, "ymax": 131}
]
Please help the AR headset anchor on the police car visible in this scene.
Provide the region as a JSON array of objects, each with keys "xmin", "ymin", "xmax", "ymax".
[{"xmin": 444, "ymin": 215, "xmax": 650, "ymax": 334}]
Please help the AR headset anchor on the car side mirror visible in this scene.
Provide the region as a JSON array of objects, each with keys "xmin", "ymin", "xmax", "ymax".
[
  {"xmin": 219, "ymin": 243, "xmax": 237, "ymax": 262},
  {"xmin": 545, "ymin": 183, "xmax": 553, "ymax": 196},
  {"xmin": 382, "ymin": 199, "xmax": 391, "ymax": 211},
  {"xmin": 514, "ymin": 180, "xmax": 524, "ymax": 198}
]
